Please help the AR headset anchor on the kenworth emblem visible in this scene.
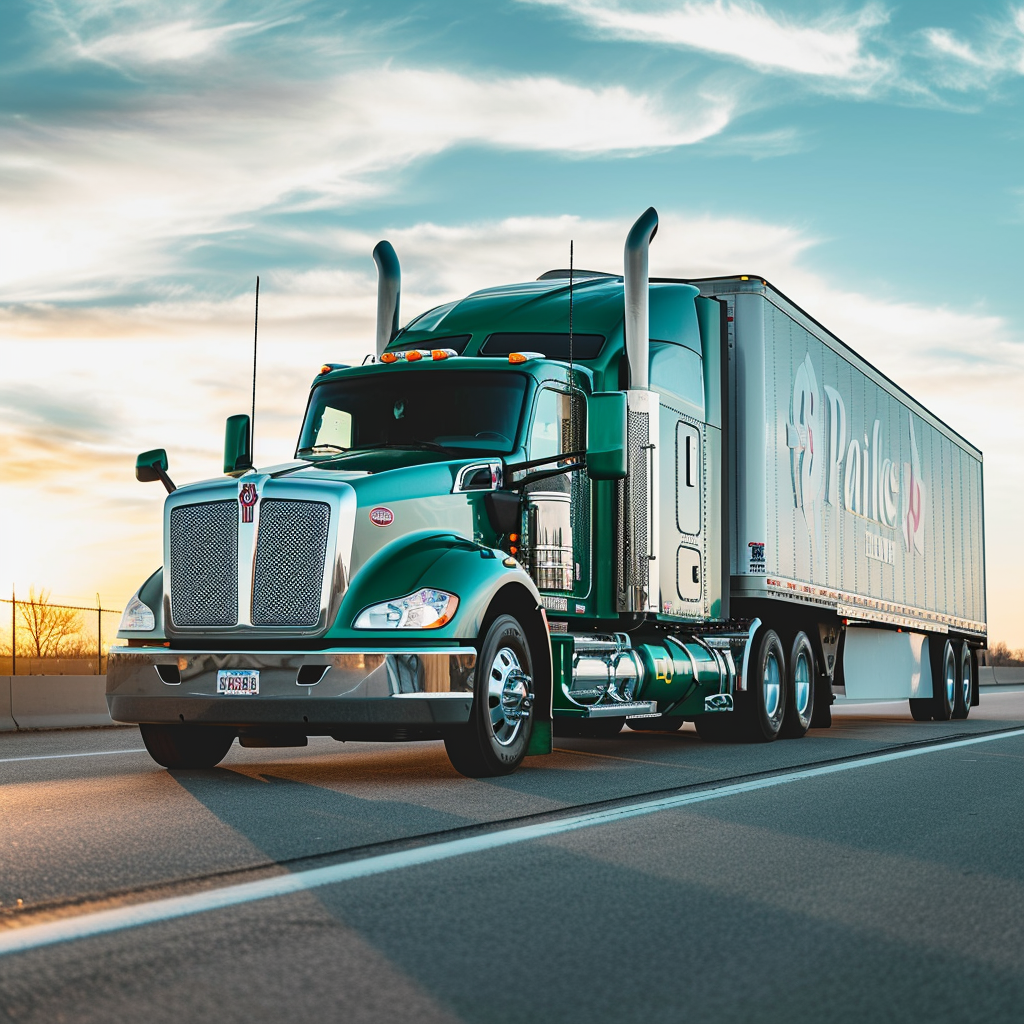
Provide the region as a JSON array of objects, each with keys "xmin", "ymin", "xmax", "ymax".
[
  {"xmin": 369, "ymin": 506, "xmax": 394, "ymax": 527},
  {"xmin": 239, "ymin": 482, "xmax": 258, "ymax": 524}
]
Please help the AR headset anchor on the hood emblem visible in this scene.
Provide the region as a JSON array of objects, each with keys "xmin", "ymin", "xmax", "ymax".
[
  {"xmin": 369, "ymin": 506, "xmax": 394, "ymax": 527},
  {"xmin": 239, "ymin": 482, "xmax": 259, "ymax": 523}
]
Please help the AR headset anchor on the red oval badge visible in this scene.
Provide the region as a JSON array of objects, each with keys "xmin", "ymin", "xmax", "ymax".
[{"xmin": 369, "ymin": 506, "xmax": 394, "ymax": 527}]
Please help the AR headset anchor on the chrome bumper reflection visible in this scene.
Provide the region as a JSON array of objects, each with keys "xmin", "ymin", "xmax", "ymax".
[{"xmin": 107, "ymin": 647, "xmax": 476, "ymax": 700}]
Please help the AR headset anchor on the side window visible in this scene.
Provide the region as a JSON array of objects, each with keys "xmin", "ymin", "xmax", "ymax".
[
  {"xmin": 676, "ymin": 422, "xmax": 701, "ymax": 535},
  {"xmin": 314, "ymin": 407, "xmax": 353, "ymax": 449},
  {"xmin": 528, "ymin": 388, "xmax": 582, "ymax": 460}
]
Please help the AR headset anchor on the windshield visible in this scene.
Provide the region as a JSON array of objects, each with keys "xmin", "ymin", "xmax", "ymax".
[{"xmin": 297, "ymin": 370, "xmax": 528, "ymax": 456}]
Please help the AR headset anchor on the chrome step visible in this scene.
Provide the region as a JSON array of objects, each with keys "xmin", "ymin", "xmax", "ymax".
[{"xmin": 585, "ymin": 701, "xmax": 658, "ymax": 719}]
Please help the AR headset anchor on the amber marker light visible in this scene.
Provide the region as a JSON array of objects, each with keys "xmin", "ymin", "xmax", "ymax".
[
  {"xmin": 431, "ymin": 349, "xmax": 448, "ymax": 360},
  {"xmin": 508, "ymin": 352, "xmax": 527, "ymax": 364},
  {"xmin": 319, "ymin": 364, "xmax": 332, "ymax": 375},
  {"xmin": 380, "ymin": 352, "xmax": 398, "ymax": 363},
  {"xmin": 406, "ymin": 349, "xmax": 423, "ymax": 361}
]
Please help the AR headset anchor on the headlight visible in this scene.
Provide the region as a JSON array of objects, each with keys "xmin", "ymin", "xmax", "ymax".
[
  {"xmin": 353, "ymin": 589, "xmax": 458, "ymax": 630},
  {"xmin": 119, "ymin": 593, "xmax": 155, "ymax": 631}
]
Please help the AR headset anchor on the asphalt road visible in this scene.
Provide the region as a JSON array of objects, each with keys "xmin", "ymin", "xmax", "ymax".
[{"xmin": 2, "ymin": 690, "xmax": 1024, "ymax": 1023}]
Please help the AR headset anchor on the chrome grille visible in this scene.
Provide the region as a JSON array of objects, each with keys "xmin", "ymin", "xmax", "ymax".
[
  {"xmin": 252, "ymin": 499, "xmax": 330, "ymax": 626},
  {"xmin": 169, "ymin": 501, "xmax": 238, "ymax": 626}
]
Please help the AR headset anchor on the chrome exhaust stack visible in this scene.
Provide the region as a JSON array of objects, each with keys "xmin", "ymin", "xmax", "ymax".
[
  {"xmin": 617, "ymin": 208, "xmax": 661, "ymax": 614},
  {"xmin": 623, "ymin": 206, "xmax": 658, "ymax": 390},
  {"xmin": 373, "ymin": 240, "xmax": 401, "ymax": 358}
]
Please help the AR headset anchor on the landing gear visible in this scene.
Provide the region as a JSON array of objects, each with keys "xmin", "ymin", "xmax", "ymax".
[
  {"xmin": 140, "ymin": 723, "xmax": 235, "ymax": 769},
  {"xmin": 444, "ymin": 614, "xmax": 535, "ymax": 778}
]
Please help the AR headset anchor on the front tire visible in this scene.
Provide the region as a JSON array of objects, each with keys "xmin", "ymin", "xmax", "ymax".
[
  {"xmin": 444, "ymin": 614, "xmax": 535, "ymax": 778},
  {"xmin": 140, "ymin": 723, "xmax": 235, "ymax": 769}
]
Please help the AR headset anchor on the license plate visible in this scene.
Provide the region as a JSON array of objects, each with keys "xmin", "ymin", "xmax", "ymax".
[{"xmin": 217, "ymin": 669, "xmax": 259, "ymax": 695}]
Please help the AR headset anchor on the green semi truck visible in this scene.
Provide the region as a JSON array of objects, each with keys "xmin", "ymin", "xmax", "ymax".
[{"xmin": 108, "ymin": 208, "xmax": 987, "ymax": 775}]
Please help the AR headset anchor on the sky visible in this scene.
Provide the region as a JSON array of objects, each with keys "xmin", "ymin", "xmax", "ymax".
[{"xmin": 0, "ymin": 0, "xmax": 1022, "ymax": 643}]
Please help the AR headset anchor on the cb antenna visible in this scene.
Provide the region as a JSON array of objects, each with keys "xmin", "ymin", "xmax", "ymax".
[
  {"xmin": 568, "ymin": 240, "xmax": 574, "ymax": 454},
  {"xmin": 251, "ymin": 275, "xmax": 259, "ymax": 464}
]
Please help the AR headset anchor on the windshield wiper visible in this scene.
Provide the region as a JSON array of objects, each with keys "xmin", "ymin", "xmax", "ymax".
[
  {"xmin": 296, "ymin": 444, "xmax": 349, "ymax": 456},
  {"xmin": 354, "ymin": 441, "xmax": 454, "ymax": 454}
]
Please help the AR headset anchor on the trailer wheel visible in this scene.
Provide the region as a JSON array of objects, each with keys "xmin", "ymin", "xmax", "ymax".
[
  {"xmin": 780, "ymin": 632, "xmax": 815, "ymax": 738},
  {"xmin": 741, "ymin": 629, "xmax": 786, "ymax": 742},
  {"xmin": 952, "ymin": 643, "xmax": 972, "ymax": 720},
  {"xmin": 444, "ymin": 614, "xmax": 535, "ymax": 777},
  {"xmin": 930, "ymin": 638, "xmax": 956, "ymax": 722},
  {"xmin": 139, "ymin": 723, "xmax": 235, "ymax": 769}
]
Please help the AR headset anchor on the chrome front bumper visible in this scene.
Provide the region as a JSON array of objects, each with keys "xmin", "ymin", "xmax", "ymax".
[{"xmin": 106, "ymin": 647, "xmax": 476, "ymax": 735}]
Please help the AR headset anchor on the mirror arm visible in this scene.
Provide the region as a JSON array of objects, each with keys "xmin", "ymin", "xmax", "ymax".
[
  {"xmin": 156, "ymin": 467, "xmax": 176, "ymax": 494},
  {"xmin": 506, "ymin": 450, "xmax": 585, "ymax": 488}
]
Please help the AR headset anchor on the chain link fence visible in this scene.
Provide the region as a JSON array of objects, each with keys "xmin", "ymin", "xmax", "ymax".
[{"xmin": 0, "ymin": 594, "xmax": 123, "ymax": 675}]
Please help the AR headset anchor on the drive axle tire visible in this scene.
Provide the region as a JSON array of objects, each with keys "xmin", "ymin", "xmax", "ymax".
[
  {"xmin": 953, "ymin": 642, "xmax": 972, "ymax": 720},
  {"xmin": 444, "ymin": 614, "xmax": 535, "ymax": 778},
  {"xmin": 909, "ymin": 699, "xmax": 933, "ymax": 721},
  {"xmin": 139, "ymin": 724, "xmax": 236, "ymax": 769},
  {"xmin": 780, "ymin": 632, "xmax": 815, "ymax": 739},
  {"xmin": 739, "ymin": 629, "xmax": 786, "ymax": 742}
]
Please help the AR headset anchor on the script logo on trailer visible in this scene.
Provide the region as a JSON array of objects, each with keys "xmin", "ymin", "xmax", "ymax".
[
  {"xmin": 787, "ymin": 353, "xmax": 928, "ymax": 557},
  {"xmin": 369, "ymin": 506, "xmax": 394, "ymax": 527}
]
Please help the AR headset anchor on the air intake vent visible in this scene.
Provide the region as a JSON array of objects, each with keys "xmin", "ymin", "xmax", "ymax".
[
  {"xmin": 252, "ymin": 499, "xmax": 330, "ymax": 626},
  {"xmin": 169, "ymin": 501, "xmax": 238, "ymax": 626}
]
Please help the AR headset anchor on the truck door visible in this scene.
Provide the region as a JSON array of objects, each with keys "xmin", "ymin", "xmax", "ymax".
[{"xmin": 525, "ymin": 385, "xmax": 590, "ymax": 600}]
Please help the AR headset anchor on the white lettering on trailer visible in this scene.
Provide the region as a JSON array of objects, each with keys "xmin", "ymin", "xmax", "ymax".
[
  {"xmin": 865, "ymin": 531, "xmax": 895, "ymax": 565},
  {"xmin": 788, "ymin": 356, "xmax": 928, "ymax": 557}
]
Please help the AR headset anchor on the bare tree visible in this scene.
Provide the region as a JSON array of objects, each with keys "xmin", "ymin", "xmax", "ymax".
[
  {"xmin": 18, "ymin": 588, "xmax": 83, "ymax": 657},
  {"xmin": 987, "ymin": 641, "xmax": 1024, "ymax": 667}
]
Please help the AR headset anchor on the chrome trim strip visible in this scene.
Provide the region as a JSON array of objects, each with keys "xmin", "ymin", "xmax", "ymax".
[{"xmin": 452, "ymin": 460, "xmax": 503, "ymax": 493}]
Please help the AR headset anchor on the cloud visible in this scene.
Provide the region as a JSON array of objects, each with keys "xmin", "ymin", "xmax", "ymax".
[
  {"xmin": 0, "ymin": 66, "xmax": 733, "ymax": 303},
  {"xmin": 919, "ymin": 11, "xmax": 1024, "ymax": 91},
  {"xmin": 517, "ymin": 0, "xmax": 892, "ymax": 87}
]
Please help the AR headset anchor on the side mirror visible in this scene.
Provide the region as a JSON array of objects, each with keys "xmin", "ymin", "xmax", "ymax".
[
  {"xmin": 224, "ymin": 414, "xmax": 253, "ymax": 476},
  {"xmin": 136, "ymin": 449, "xmax": 176, "ymax": 494},
  {"xmin": 586, "ymin": 392, "xmax": 628, "ymax": 480}
]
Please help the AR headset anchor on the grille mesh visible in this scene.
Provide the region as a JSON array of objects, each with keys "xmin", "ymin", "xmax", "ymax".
[
  {"xmin": 169, "ymin": 501, "xmax": 238, "ymax": 626},
  {"xmin": 252, "ymin": 499, "xmax": 330, "ymax": 626}
]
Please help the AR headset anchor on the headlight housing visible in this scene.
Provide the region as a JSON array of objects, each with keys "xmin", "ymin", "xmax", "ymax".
[
  {"xmin": 119, "ymin": 593, "xmax": 155, "ymax": 631},
  {"xmin": 353, "ymin": 589, "xmax": 458, "ymax": 630}
]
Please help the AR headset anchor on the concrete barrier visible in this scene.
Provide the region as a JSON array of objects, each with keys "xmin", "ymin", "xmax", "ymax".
[
  {"xmin": 0, "ymin": 678, "xmax": 15, "ymax": 732},
  {"xmin": 9, "ymin": 675, "xmax": 115, "ymax": 730},
  {"xmin": 979, "ymin": 667, "xmax": 1024, "ymax": 686}
]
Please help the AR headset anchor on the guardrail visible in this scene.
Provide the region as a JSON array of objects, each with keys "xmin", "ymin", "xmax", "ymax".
[{"xmin": 0, "ymin": 676, "xmax": 116, "ymax": 732}]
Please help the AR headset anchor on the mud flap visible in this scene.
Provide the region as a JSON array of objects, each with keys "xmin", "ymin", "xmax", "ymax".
[{"xmin": 526, "ymin": 719, "xmax": 552, "ymax": 755}]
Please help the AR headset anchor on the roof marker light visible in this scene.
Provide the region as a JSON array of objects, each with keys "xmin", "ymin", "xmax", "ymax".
[
  {"xmin": 380, "ymin": 352, "xmax": 399, "ymax": 363},
  {"xmin": 406, "ymin": 349, "xmax": 423, "ymax": 361},
  {"xmin": 508, "ymin": 353, "xmax": 527, "ymax": 364},
  {"xmin": 432, "ymin": 348, "xmax": 456, "ymax": 360}
]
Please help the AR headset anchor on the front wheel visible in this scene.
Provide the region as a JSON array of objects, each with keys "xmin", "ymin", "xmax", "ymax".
[
  {"xmin": 140, "ymin": 723, "xmax": 235, "ymax": 769},
  {"xmin": 444, "ymin": 614, "xmax": 535, "ymax": 777}
]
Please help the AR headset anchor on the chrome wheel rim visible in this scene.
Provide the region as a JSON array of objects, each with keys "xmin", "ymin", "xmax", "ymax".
[
  {"xmin": 945, "ymin": 649, "xmax": 956, "ymax": 705},
  {"xmin": 763, "ymin": 651, "xmax": 782, "ymax": 720},
  {"xmin": 487, "ymin": 646, "xmax": 531, "ymax": 747},
  {"xmin": 961, "ymin": 650, "xmax": 971, "ymax": 708},
  {"xmin": 794, "ymin": 650, "xmax": 811, "ymax": 718}
]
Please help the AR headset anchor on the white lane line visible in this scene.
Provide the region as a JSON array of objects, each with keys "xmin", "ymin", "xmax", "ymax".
[
  {"xmin": 0, "ymin": 749, "xmax": 147, "ymax": 764},
  {"xmin": 3, "ymin": 726, "xmax": 1023, "ymax": 958}
]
